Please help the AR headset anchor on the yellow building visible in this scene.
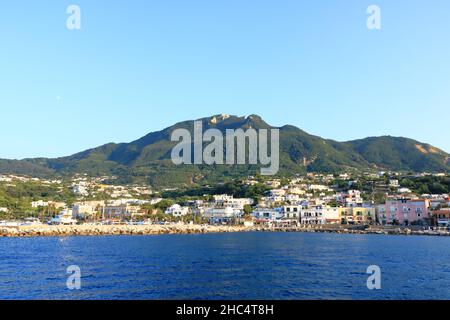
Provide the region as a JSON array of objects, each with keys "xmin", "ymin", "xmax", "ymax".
[
  {"xmin": 104, "ymin": 204, "xmax": 142, "ymax": 218},
  {"xmin": 339, "ymin": 207, "xmax": 376, "ymax": 225}
]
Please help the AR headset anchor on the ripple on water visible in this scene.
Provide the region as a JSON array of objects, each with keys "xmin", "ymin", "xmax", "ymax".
[{"xmin": 0, "ymin": 232, "xmax": 449, "ymax": 300}]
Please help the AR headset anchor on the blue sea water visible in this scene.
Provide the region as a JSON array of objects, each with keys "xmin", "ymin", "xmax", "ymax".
[{"xmin": 0, "ymin": 232, "xmax": 449, "ymax": 300}]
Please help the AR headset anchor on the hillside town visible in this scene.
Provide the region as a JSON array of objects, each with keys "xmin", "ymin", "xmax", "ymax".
[{"xmin": 1, "ymin": 171, "xmax": 450, "ymax": 232}]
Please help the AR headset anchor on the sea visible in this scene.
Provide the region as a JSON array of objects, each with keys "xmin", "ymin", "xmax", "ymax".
[{"xmin": 0, "ymin": 232, "xmax": 449, "ymax": 300}]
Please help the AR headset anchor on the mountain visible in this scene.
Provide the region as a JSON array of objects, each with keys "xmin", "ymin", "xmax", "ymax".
[
  {"xmin": 0, "ymin": 159, "xmax": 54, "ymax": 177},
  {"xmin": 346, "ymin": 136, "xmax": 450, "ymax": 173},
  {"xmin": 1, "ymin": 114, "xmax": 449, "ymax": 186}
]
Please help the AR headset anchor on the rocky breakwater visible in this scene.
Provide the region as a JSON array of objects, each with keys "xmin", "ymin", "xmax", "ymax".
[{"xmin": 0, "ymin": 224, "xmax": 249, "ymax": 237}]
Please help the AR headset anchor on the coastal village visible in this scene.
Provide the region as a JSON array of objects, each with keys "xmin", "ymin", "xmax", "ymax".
[{"xmin": 1, "ymin": 171, "xmax": 450, "ymax": 236}]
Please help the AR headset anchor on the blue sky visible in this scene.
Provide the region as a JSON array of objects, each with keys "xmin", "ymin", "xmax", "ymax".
[{"xmin": 1, "ymin": 0, "xmax": 449, "ymax": 159}]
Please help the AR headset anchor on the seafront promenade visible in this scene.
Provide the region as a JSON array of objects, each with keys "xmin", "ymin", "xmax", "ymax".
[{"xmin": 1, "ymin": 223, "xmax": 450, "ymax": 237}]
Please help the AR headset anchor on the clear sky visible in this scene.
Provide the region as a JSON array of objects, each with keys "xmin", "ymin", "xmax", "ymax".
[{"xmin": 1, "ymin": 0, "xmax": 449, "ymax": 159}]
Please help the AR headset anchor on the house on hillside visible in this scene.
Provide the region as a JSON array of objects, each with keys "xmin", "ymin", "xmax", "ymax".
[
  {"xmin": 165, "ymin": 204, "xmax": 190, "ymax": 217},
  {"xmin": 382, "ymin": 198, "xmax": 431, "ymax": 225}
]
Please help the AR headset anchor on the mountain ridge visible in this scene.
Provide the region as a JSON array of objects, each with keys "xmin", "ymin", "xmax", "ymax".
[{"xmin": 0, "ymin": 114, "xmax": 449, "ymax": 186}]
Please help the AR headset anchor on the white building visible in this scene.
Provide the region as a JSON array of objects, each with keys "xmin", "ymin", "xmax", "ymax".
[
  {"xmin": 51, "ymin": 209, "xmax": 77, "ymax": 225},
  {"xmin": 389, "ymin": 179, "xmax": 399, "ymax": 188},
  {"xmin": 204, "ymin": 207, "xmax": 239, "ymax": 218},
  {"xmin": 0, "ymin": 175, "xmax": 13, "ymax": 182},
  {"xmin": 252, "ymin": 208, "xmax": 283, "ymax": 223},
  {"xmin": 260, "ymin": 195, "xmax": 285, "ymax": 205},
  {"xmin": 300, "ymin": 207, "xmax": 325, "ymax": 225},
  {"xmin": 72, "ymin": 184, "xmax": 89, "ymax": 196},
  {"xmin": 165, "ymin": 204, "xmax": 190, "ymax": 217},
  {"xmin": 298, "ymin": 206, "xmax": 340, "ymax": 225},
  {"xmin": 150, "ymin": 198, "xmax": 163, "ymax": 205},
  {"xmin": 285, "ymin": 194, "xmax": 301, "ymax": 203},
  {"xmin": 282, "ymin": 205, "xmax": 302, "ymax": 220},
  {"xmin": 339, "ymin": 173, "xmax": 350, "ymax": 180},
  {"xmin": 72, "ymin": 201, "xmax": 103, "ymax": 218},
  {"xmin": 270, "ymin": 189, "xmax": 287, "ymax": 197},
  {"xmin": 104, "ymin": 204, "xmax": 141, "ymax": 217},
  {"xmin": 308, "ymin": 185, "xmax": 332, "ymax": 192},
  {"xmin": 398, "ymin": 188, "xmax": 412, "ymax": 194},
  {"xmin": 344, "ymin": 190, "xmax": 363, "ymax": 207},
  {"xmin": 31, "ymin": 200, "xmax": 49, "ymax": 208},
  {"xmin": 321, "ymin": 207, "xmax": 340, "ymax": 224},
  {"xmin": 204, "ymin": 207, "xmax": 241, "ymax": 224},
  {"xmin": 213, "ymin": 195, "xmax": 253, "ymax": 209},
  {"xmin": 266, "ymin": 180, "xmax": 281, "ymax": 188},
  {"xmin": 213, "ymin": 194, "xmax": 234, "ymax": 202},
  {"xmin": 287, "ymin": 187, "xmax": 306, "ymax": 195}
]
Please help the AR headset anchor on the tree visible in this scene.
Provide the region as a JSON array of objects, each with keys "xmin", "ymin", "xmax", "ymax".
[
  {"xmin": 154, "ymin": 199, "xmax": 174, "ymax": 212},
  {"xmin": 243, "ymin": 204, "xmax": 253, "ymax": 215}
]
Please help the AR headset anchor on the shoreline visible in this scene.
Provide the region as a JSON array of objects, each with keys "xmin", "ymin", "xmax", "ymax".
[
  {"xmin": 1, "ymin": 224, "xmax": 449, "ymax": 238},
  {"xmin": 0, "ymin": 224, "xmax": 248, "ymax": 238}
]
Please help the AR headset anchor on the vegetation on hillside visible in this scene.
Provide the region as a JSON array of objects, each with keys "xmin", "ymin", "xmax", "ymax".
[{"xmin": 1, "ymin": 115, "xmax": 449, "ymax": 188}]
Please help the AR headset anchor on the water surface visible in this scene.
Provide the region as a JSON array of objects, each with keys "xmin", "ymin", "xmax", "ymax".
[{"xmin": 0, "ymin": 232, "xmax": 449, "ymax": 300}]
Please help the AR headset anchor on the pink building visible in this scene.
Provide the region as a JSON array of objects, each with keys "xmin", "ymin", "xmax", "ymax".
[{"xmin": 384, "ymin": 198, "xmax": 430, "ymax": 225}]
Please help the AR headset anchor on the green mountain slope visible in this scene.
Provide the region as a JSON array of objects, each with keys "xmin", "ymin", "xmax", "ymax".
[
  {"xmin": 346, "ymin": 136, "xmax": 450, "ymax": 172},
  {"xmin": 0, "ymin": 159, "xmax": 54, "ymax": 177},
  {"xmin": 1, "ymin": 114, "xmax": 449, "ymax": 186}
]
